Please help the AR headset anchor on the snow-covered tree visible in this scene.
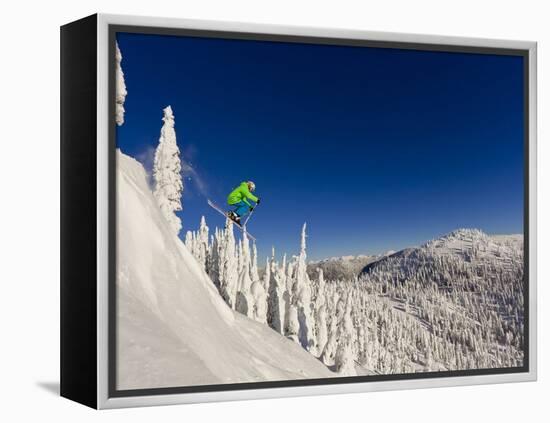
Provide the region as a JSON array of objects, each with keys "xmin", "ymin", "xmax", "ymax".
[
  {"xmin": 316, "ymin": 304, "xmax": 328, "ymax": 357},
  {"xmin": 208, "ymin": 228, "xmax": 222, "ymax": 288},
  {"xmin": 285, "ymin": 305, "xmax": 300, "ymax": 343},
  {"xmin": 267, "ymin": 250, "xmax": 285, "ymax": 334},
  {"xmin": 197, "ymin": 216, "xmax": 209, "ymax": 268},
  {"xmin": 251, "ymin": 243, "xmax": 260, "ymax": 284},
  {"xmin": 184, "ymin": 231, "xmax": 194, "ymax": 252},
  {"xmin": 335, "ymin": 293, "xmax": 356, "ymax": 375},
  {"xmin": 185, "ymin": 216, "xmax": 210, "ymax": 270},
  {"xmin": 335, "ymin": 340, "xmax": 356, "ymax": 376},
  {"xmin": 251, "ymin": 280, "xmax": 268, "ymax": 324},
  {"xmin": 115, "ymin": 42, "xmax": 127, "ymax": 126},
  {"xmin": 294, "ymin": 224, "xmax": 316, "ymax": 351},
  {"xmin": 314, "ymin": 269, "xmax": 328, "ymax": 356},
  {"xmin": 263, "ymin": 257, "xmax": 271, "ymax": 295},
  {"xmin": 153, "ymin": 106, "xmax": 183, "ymax": 235},
  {"xmin": 220, "ymin": 220, "xmax": 239, "ymax": 308},
  {"xmin": 235, "ymin": 233, "xmax": 253, "ymax": 317},
  {"xmin": 321, "ymin": 313, "xmax": 339, "ymax": 365},
  {"xmin": 283, "ymin": 258, "xmax": 295, "ymax": 339}
]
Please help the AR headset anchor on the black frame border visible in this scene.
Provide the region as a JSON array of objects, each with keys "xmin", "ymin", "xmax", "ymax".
[
  {"xmin": 107, "ymin": 24, "xmax": 531, "ymax": 399},
  {"xmin": 60, "ymin": 14, "xmax": 98, "ymax": 409}
]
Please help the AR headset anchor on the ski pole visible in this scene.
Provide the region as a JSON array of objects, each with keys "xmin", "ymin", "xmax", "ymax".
[{"xmin": 243, "ymin": 203, "xmax": 258, "ymax": 227}]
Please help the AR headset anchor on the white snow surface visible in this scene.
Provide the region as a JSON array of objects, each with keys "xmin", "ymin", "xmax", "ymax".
[{"xmin": 116, "ymin": 150, "xmax": 332, "ymax": 390}]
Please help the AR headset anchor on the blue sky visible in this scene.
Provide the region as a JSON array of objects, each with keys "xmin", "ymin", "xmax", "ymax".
[{"xmin": 116, "ymin": 32, "xmax": 524, "ymax": 261}]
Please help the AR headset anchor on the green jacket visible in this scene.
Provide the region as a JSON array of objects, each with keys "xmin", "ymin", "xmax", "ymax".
[{"xmin": 227, "ymin": 182, "xmax": 258, "ymax": 206}]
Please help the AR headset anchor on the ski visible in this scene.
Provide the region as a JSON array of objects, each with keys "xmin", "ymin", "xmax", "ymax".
[{"xmin": 207, "ymin": 199, "xmax": 257, "ymax": 241}]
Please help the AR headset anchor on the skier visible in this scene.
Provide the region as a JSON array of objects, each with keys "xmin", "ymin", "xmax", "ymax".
[{"xmin": 227, "ymin": 181, "xmax": 260, "ymax": 225}]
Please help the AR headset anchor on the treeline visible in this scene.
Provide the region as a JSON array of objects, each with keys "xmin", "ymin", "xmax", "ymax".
[{"xmin": 185, "ymin": 221, "xmax": 524, "ymax": 375}]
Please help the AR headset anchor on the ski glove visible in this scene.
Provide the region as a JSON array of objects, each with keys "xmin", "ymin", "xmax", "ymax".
[
  {"xmin": 249, "ymin": 206, "xmax": 254, "ymax": 211},
  {"xmin": 256, "ymin": 198, "xmax": 261, "ymax": 205}
]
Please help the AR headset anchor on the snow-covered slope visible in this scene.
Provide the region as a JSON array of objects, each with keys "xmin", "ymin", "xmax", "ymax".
[
  {"xmin": 361, "ymin": 228, "xmax": 523, "ymax": 276},
  {"xmin": 353, "ymin": 228, "xmax": 524, "ymax": 372},
  {"xmin": 116, "ymin": 150, "xmax": 332, "ymax": 390}
]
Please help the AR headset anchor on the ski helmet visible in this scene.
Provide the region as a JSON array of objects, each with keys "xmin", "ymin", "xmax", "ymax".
[{"xmin": 247, "ymin": 181, "xmax": 256, "ymax": 192}]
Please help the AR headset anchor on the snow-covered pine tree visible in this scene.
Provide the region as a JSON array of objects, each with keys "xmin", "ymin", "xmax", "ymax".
[
  {"xmin": 335, "ymin": 291, "xmax": 357, "ymax": 376},
  {"xmin": 335, "ymin": 340, "xmax": 357, "ymax": 376},
  {"xmin": 256, "ymin": 258, "xmax": 271, "ymax": 324},
  {"xmin": 295, "ymin": 223, "xmax": 316, "ymax": 351},
  {"xmin": 251, "ymin": 280, "xmax": 268, "ymax": 324},
  {"xmin": 263, "ymin": 257, "xmax": 271, "ymax": 295},
  {"xmin": 208, "ymin": 228, "xmax": 221, "ymax": 287},
  {"xmin": 316, "ymin": 304, "xmax": 328, "ymax": 357},
  {"xmin": 220, "ymin": 220, "xmax": 239, "ymax": 308},
  {"xmin": 235, "ymin": 232, "xmax": 254, "ymax": 317},
  {"xmin": 283, "ymin": 258, "xmax": 296, "ymax": 339},
  {"xmin": 321, "ymin": 313, "xmax": 339, "ymax": 365},
  {"xmin": 314, "ymin": 269, "xmax": 328, "ymax": 356},
  {"xmin": 197, "ymin": 216, "xmax": 209, "ymax": 269},
  {"xmin": 285, "ymin": 305, "xmax": 300, "ymax": 343},
  {"xmin": 153, "ymin": 106, "xmax": 183, "ymax": 235},
  {"xmin": 237, "ymin": 240, "xmax": 244, "ymax": 276},
  {"xmin": 251, "ymin": 243, "xmax": 260, "ymax": 284},
  {"xmin": 115, "ymin": 42, "xmax": 127, "ymax": 126},
  {"xmin": 267, "ymin": 249, "xmax": 285, "ymax": 334},
  {"xmin": 184, "ymin": 231, "xmax": 194, "ymax": 253}
]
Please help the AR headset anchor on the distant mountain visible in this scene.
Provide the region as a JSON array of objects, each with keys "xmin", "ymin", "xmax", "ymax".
[
  {"xmin": 307, "ymin": 255, "xmax": 376, "ymax": 280},
  {"xmin": 361, "ymin": 228, "xmax": 523, "ymax": 277},
  {"xmin": 353, "ymin": 228, "xmax": 525, "ymax": 371},
  {"xmin": 307, "ymin": 250, "xmax": 396, "ymax": 281}
]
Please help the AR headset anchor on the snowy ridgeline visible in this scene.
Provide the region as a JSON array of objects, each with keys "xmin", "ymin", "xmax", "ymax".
[
  {"xmin": 307, "ymin": 254, "xmax": 385, "ymax": 281},
  {"xmin": 186, "ymin": 221, "xmax": 525, "ymax": 376}
]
